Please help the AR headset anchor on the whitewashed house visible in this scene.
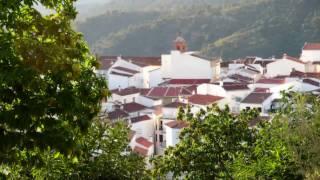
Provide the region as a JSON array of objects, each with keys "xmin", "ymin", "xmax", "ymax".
[
  {"xmin": 300, "ymin": 43, "xmax": 320, "ymax": 62},
  {"xmin": 240, "ymin": 92, "xmax": 274, "ymax": 116},
  {"xmin": 266, "ymin": 54, "xmax": 305, "ymax": 77},
  {"xmin": 164, "ymin": 120, "xmax": 188, "ymax": 147}
]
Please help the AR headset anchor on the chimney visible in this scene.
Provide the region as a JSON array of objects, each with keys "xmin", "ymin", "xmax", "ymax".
[
  {"xmin": 219, "ymin": 81, "xmax": 223, "ymax": 86},
  {"xmin": 118, "ymin": 85, "xmax": 121, "ymax": 92},
  {"xmin": 283, "ymin": 53, "xmax": 287, "ymax": 59}
]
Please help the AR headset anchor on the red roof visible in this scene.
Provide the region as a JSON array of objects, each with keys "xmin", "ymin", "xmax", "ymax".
[
  {"xmin": 254, "ymin": 88, "xmax": 270, "ymax": 93},
  {"xmin": 165, "ymin": 120, "xmax": 188, "ymax": 129},
  {"xmin": 133, "ymin": 146, "xmax": 148, "ymax": 156},
  {"xmin": 167, "ymin": 79, "xmax": 210, "ymax": 85},
  {"xmin": 257, "ymin": 78, "xmax": 285, "ymax": 84},
  {"xmin": 229, "ymin": 74, "xmax": 254, "ymax": 83},
  {"xmin": 111, "ymin": 87, "xmax": 149, "ymax": 96},
  {"xmin": 303, "ymin": 43, "xmax": 320, "ymax": 50},
  {"xmin": 188, "ymin": 94, "xmax": 224, "ymax": 105},
  {"xmin": 136, "ymin": 137, "xmax": 153, "ymax": 148},
  {"xmin": 131, "ymin": 115, "xmax": 151, "ymax": 123},
  {"xmin": 146, "ymin": 86, "xmax": 193, "ymax": 97},
  {"xmin": 113, "ymin": 66, "xmax": 139, "ymax": 74},
  {"xmin": 123, "ymin": 102, "xmax": 146, "ymax": 113},
  {"xmin": 107, "ymin": 109, "xmax": 129, "ymax": 120},
  {"xmin": 222, "ymin": 84, "xmax": 249, "ymax": 91},
  {"xmin": 290, "ymin": 70, "xmax": 320, "ymax": 78},
  {"xmin": 242, "ymin": 92, "xmax": 272, "ymax": 104}
]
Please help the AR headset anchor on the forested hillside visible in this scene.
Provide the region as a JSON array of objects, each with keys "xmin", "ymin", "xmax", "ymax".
[{"xmin": 76, "ymin": 0, "xmax": 320, "ymax": 60}]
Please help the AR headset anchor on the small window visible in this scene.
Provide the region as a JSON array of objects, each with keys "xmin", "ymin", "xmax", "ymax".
[
  {"xmin": 160, "ymin": 121, "xmax": 163, "ymax": 130},
  {"xmin": 246, "ymin": 107, "xmax": 250, "ymax": 111},
  {"xmin": 159, "ymin": 135, "xmax": 163, "ymax": 142},
  {"xmin": 257, "ymin": 107, "xmax": 262, "ymax": 112}
]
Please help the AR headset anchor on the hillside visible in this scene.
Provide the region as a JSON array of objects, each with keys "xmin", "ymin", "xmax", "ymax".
[{"xmin": 76, "ymin": 0, "xmax": 320, "ymax": 60}]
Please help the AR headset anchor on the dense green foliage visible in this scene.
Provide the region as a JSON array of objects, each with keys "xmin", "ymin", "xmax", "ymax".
[
  {"xmin": 153, "ymin": 92, "xmax": 320, "ymax": 179},
  {"xmin": 77, "ymin": 0, "xmax": 320, "ymax": 59},
  {"xmin": 0, "ymin": 0, "xmax": 147, "ymax": 179}
]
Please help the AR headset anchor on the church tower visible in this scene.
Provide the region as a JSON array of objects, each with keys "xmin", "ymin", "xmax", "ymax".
[{"xmin": 174, "ymin": 33, "xmax": 187, "ymax": 52}]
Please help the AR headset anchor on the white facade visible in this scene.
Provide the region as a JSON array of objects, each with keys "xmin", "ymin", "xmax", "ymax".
[
  {"xmin": 131, "ymin": 119, "xmax": 155, "ymax": 139},
  {"xmin": 301, "ymin": 50, "xmax": 320, "ymax": 62},
  {"xmin": 164, "ymin": 125, "xmax": 181, "ymax": 147},
  {"xmin": 161, "ymin": 51, "xmax": 215, "ymax": 79},
  {"xmin": 266, "ymin": 58, "xmax": 305, "ymax": 77},
  {"xmin": 240, "ymin": 94, "xmax": 275, "ymax": 116}
]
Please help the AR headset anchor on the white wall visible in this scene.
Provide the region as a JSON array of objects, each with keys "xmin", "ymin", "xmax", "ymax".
[
  {"xmin": 108, "ymin": 74, "xmax": 130, "ymax": 90},
  {"xmin": 197, "ymin": 84, "xmax": 227, "ymax": 97},
  {"xmin": 266, "ymin": 59, "xmax": 305, "ymax": 77},
  {"xmin": 162, "ymin": 107, "xmax": 179, "ymax": 119},
  {"xmin": 165, "ymin": 126, "xmax": 181, "ymax": 147},
  {"xmin": 136, "ymin": 95, "xmax": 162, "ymax": 107},
  {"xmin": 110, "ymin": 93, "xmax": 140, "ymax": 104},
  {"xmin": 161, "ymin": 51, "xmax": 212, "ymax": 79},
  {"xmin": 148, "ymin": 68, "xmax": 163, "ymax": 88},
  {"xmin": 131, "ymin": 119, "xmax": 155, "ymax": 138},
  {"xmin": 301, "ymin": 50, "xmax": 320, "ymax": 62},
  {"xmin": 240, "ymin": 94, "xmax": 275, "ymax": 116}
]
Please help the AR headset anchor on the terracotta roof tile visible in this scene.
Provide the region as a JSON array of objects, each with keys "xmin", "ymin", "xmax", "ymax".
[
  {"xmin": 111, "ymin": 87, "xmax": 149, "ymax": 96},
  {"xmin": 188, "ymin": 94, "xmax": 224, "ymax": 105},
  {"xmin": 242, "ymin": 92, "xmax": 272, "ymax": 104},
  {"xmin": 165, "ymin": 120, "xmax": 188, "ymax": 129},
  {"xmin": 257, "ymin": 78, "xmax": 285, "ymax": 84},
  {"xmin": 131, "ymin": 115, "xmax": 151, "ymax": 123},
  {"xmin": 303, "ymin": 78, "xmax": 320, "ymax": 87},
  {"xmin": 136, "ymin": 137, "xmax": 153, "ymax": 148},
  {"xmin": 107, "ymin": 109, "xmax": 129, "ymax": 120},
  {"xmin": 167, "ymin": 79, "xmax": 210, "ymax": 85},
  {"xmin": 123, "ymin": 102, "xmax": 146, "ymax": 113},
  {"xmin": 303, "ymin": 43, "xmax": 320, "ymax": 50}
]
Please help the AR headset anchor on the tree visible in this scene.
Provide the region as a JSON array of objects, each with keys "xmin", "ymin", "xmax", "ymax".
[
  {"xmin": 152, "ymin": 105, "xmax": 258, "ymax": 179},
  {"xmin": 0, "ymin": 120, "xmax": 149, "ymax": 179},
  {"xmin": 0, "ymin": 0, "xmax": 107, "ymax": 157}
]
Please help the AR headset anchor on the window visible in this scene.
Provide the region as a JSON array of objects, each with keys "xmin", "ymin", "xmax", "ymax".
[
  {"xmin": 246, "ymin": 107, "xmax": 250, "ymax": 111},
  {"xmin": 160, "ymin": 120, "xmax": 163, "ymax": 130},
  {"xmin": 159, "ymin": 135, "xmax": 163, "ymax": 142},
  {"xmin": 257, "ymin": 107, "xmax": 262, "ymax": 112}
]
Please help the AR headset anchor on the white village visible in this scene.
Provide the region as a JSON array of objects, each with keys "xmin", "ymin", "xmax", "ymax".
[{"xmin": 96, "ymin": 35, "xmax": 320, "ymax": 160}]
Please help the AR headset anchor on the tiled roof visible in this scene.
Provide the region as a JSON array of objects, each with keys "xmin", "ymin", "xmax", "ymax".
[
  {"xmin": 123, "ymin": 102, "xmax": 147, "ymax": 113},
  {"xmin": 100, "ymin": 56, "xmax": 161, "ymax": 67},
  {"xmin": 303, "ymin": 43, "xmax": 320, "ymax": 50},
  {"xmin": 113, "ymin": 66, "xmax": 140, "ymax": 74},
  {"xmin": 165, "ymin": 120, "xmax": 188, "ymax": 129},
  {"xmin": 164, "ymin": 102, "xmax": 188, "ymax": 108},
  {"xmin": 99, "ymin": 59, "xmax": 115, "ymax": 70},
  {"xmin": 188, "ymin": 94, "xmax": 224, "ymax": 105},
  {"xmin": 257, "ymin": 78, "xmax": 285, "ymax": 84},
  {"xmin": 111, "ymin": 87, "xmax": 149, "ymax": 96},
  {"xmin": 242, "ymin": 92, "xmax": 272, "ymax": 104},
  {"xmin": 229, "ymin": 74, "xmax": 254, "ymax": 83},
  {"xmin": 146, "ymin": 86, "xmax": 193, "ymax": 97},
  {"xmin": 290, "ymin": 70, "xmax": 320, "ymax": 78},
  {"xmin": 136, "ymin": 137, "xmax": 153, "ymax": 148},
  {"xmin": 303, "ymin": 78, "xmax": 320, "ymax": 87},
  {"xmin": 133, "ymin": 146, "xmax": 148, "ymax": 156},
  {"xmin": 107, "ymin": 109, "xmax": 129, "ymax": 120},
  {"xmin": 223, "ymin": 84, "xmax": 249, "ymax": 91},
  {"xmin": 167, "ymin": 79, "xmax": 210, "ymax": 85},
  {"xmin": 254, "ymin": 88, "xmax": 270, "ymax": 93},
  {"xmin": 110, "ymin": 71, "xmax": 133, "ymax": 77},
  {"xmin": 131, "ymin": 115, "xmax": 151, "ymax": 123}
]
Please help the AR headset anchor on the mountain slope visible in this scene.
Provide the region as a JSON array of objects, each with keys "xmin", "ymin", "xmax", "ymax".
[{"xmin": 76, "ymin": 0, "xmax": 320, "ymax": 59}]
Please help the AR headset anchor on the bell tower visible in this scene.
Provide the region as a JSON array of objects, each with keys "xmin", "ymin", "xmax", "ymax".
[{"xmin": 174, "ymin": 33, "xmax": 187, "ymax": 52}]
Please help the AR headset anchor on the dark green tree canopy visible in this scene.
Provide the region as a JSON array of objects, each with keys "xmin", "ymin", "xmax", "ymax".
[{"xmin": 0, "ymin": 0, "xmax": 108, "ymax": 157}]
